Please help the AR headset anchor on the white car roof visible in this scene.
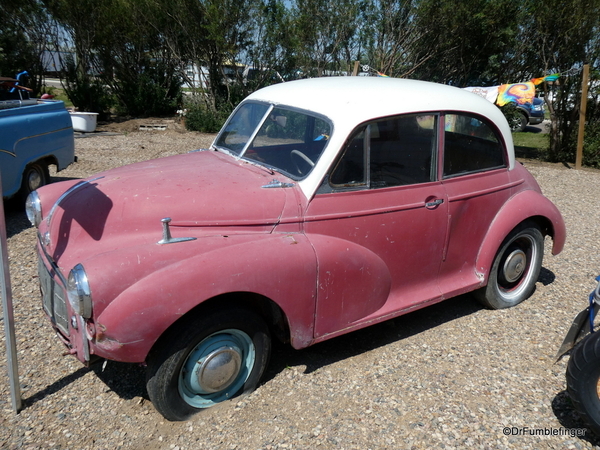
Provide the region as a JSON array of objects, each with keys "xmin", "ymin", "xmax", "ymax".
[{"xmin": 244, "ymin": 77, "xmax": 515, "ymax": 198}]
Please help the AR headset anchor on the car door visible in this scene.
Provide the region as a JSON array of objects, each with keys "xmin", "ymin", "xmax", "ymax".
[
  {"xmin": 437, "ymin": 113, "xmax": 513, "ymax": 297},
  {"xmin": 304, "ymin": 114, "xmax": 448, "ymax": 338}
]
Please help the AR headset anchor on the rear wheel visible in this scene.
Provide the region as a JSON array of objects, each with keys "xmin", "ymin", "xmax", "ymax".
[
  {"xmin": 474, "ymin": 221, "xmax": 544, "ymax": 309},
  {"xmin": 146, "ymin": 307, "xmax": 271, "ymax": 421},
  {"xmin": 567, "ymin": 331, "xmax": 600, "ymax": 436},
  {"xmin": 19, "ymin": 162, "xmax": 49, "ymax": 201}
]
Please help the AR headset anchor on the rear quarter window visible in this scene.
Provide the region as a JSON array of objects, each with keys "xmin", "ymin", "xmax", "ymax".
[{"xmin": 443, "ymin": 114, "xmax": 506, "ymax": 178}]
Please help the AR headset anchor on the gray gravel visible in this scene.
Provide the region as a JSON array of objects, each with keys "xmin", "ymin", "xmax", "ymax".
[{"xmin": 1, "ymin": 127, "xmax": 600, "ymax": 449}]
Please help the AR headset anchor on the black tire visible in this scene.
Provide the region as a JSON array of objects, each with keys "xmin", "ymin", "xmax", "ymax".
[
  {"xmin": 19, "ymin": 162, "xmax": 49, "ymax": 201},
  {"xmin": 567, "ymin": 331, "xmax": 600, "ymax": 436},
  {"xmin": 146, "ymin": 307, "xmax": 271, "ymax": 421},
  {"xmin": 509, "ymin": 113, "xmax": 528, "ymax": 132},
  {"xmin": 474, "ymin": 221, "xmax": 544, "ymax": 309}
]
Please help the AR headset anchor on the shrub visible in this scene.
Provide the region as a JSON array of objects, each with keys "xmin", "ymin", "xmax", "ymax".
[
  {"xmin": 578, "ymin": 120, "xmax": 600, "ymax": 168},
  {"xmin": 184, "ymin": 101, "xmax": 231, "ymax": 133},
  {"xmin": 499, "ymin": 103, "xmax": 522, "ymax": 130},
  {"xmin": 545, "ymin": 118, "xmax": 600, "ymax": 168},
  {"xmin": 114, "ymin": 64, "xmax": 183, "ymax": 117}
]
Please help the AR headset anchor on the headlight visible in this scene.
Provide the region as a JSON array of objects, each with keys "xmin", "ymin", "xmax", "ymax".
[
  {"xmin": 25, "ymin": 191, "xmax": 42, "ymax": 227},
  {"xmin": 67, "ymin": 264, "xmax": 93, "ymax": 319}
]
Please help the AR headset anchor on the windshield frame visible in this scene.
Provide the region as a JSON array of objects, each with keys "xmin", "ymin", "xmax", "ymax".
[
  {"xmin": 213, "ymin": 100, "xmax": 333, "ymax": 181},
  {"xmin": 213, "ymin": 102, "xmax": 273, "ymax": 157}
]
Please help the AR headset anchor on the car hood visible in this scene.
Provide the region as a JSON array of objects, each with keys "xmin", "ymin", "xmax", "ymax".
[{"xmin": 39, "ymin": 150, "xmax": 294, "ymax": 265}]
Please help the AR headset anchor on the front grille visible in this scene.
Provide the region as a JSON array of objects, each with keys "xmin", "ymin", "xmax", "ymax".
[{"xmin": 39, "ymin": 256, "xmax": 69, "ymax": 336}]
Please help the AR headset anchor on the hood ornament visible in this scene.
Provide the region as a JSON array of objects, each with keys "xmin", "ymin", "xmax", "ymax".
[
  {"xmin": 261, "ymin": 179, "xmax": 295, "ymax": 189},
  {"xmin": 157, "ymin": 218, "xmax": 197, "ymax": 245}
]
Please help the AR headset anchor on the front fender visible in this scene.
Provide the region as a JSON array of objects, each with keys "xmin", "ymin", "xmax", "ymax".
[
  {"xmin": 475, "ymin": 189, "xmax": 566, "ymax": 281},
  {"xmin": 92, "ymin": 233, "xmax": 317, "ymax": 362}
]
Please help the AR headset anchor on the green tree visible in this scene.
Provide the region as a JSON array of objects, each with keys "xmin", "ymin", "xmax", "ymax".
[
  {"xmin": 44, "ymin": 0, "xmax": 183, "ymax": 116},
  {"xmin": 249, "ymin": 0, "xmax": 298, "ymax": 82},
  {"xmin": 289, "ymin": 0, "xmax": 365, "ymax": 77},
  {"xmin": 360, "ymin": 0, "xmax": 422, "ymax": 77},
  {"xmin": 1, "ymin": 0, "xmax": 52, "ymax": 95},
  {"xmin": 515, "ymin": 0, "xmax": 600, "ymax": 163},
  {"xmin": 410, "ymin": 0, "xmax": 522, "ymax": 86},
  {"xmin": 44, "ymin": 0, "xmax": 115, "ymax": 113}
]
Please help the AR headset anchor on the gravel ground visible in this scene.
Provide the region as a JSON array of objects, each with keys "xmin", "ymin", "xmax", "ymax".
[{"xmin": 1, "ymin": 124, "xmax": 600, "ymax": 449}]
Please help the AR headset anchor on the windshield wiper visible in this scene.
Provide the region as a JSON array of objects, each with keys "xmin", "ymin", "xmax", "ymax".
[{"xmin": 241, "ymin": 158, "xmax": 275, "ymax": 175}]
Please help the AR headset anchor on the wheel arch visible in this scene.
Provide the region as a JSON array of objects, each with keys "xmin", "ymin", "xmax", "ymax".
[
  {"xmin": 91, "ymin": 234, "xmax": 318, "ymax": 363},
  {"xmin": 146, "ymin": 291, "xmax": 291, "ymax": 361},
  {"xmin": 515, "ymin": 105, "xmax": 530, "ymax": 119},
  {"xmin": 475, "ymin": 189, "xmax": 566, "ymax": 283}
]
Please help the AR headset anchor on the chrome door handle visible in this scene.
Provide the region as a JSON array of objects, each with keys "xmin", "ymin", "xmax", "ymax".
[{"xmin": 425, "ymin": 198, "xmax": 444, "ymax": 208}]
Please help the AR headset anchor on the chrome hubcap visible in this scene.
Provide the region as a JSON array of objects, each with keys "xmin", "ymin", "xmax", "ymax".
[
  {"xmin": 196, "ymin": 347, "xmax": 242, "ymax": 393},
  {"xmin": 179, "ymin": 329, "xmax": 255, "ymax": 408},
  {"xmin": 503, "ymin": 249, "xmax": 526, "ymax": 283},
  {"xmin": 28, "ymin": 171, "xmax": 42, "ymax": 191}
]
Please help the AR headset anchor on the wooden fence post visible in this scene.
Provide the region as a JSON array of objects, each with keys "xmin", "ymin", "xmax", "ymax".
[{"xmin": 576, "ymin": 64, "xmax": 590, "ymax": 170}]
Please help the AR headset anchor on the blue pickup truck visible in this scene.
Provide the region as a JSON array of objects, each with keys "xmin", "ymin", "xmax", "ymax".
[
  {"xmin": 512, "ymin": 97, "xmax": 545, "ymax": 132},
  {"xmin": 1, "ymin": 79, "xmax": 75, "ymax": 202}
]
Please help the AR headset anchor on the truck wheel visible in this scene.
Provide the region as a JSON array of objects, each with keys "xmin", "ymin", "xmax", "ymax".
[
  {"xmin": 567, "ymin": 331, "xmax": 600, "ymax": 436},
  {"xmin": 474, "ymin": 221, "xmax": 544, "ymax": 309},
  {"xmin": 146, "ymin": 308, "xmax": 271, "ymax": 421},
  {"xmin": 19, "ymin": 162, "xmax": 49, "ymax": 201},
  {"xmin": 509, "ymin": 113, "xmax": 528, "ymax": 132},
  {"xmin": 515, "ymin": 113, "xmax": 528, "ymax": 132}
]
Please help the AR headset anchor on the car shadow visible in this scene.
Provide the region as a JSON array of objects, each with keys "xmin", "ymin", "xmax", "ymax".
[
  {"xmin": 2, "ymin": 175, "xmax": 82, "ymax": 238},
  {"xmin": 90, "ymin": 360, "xmax": 148, "ymax": 400},
  {"xmin": 523, "ymin": 125, "xmax": 544, "ymax": 134},
  {"xmin": 539, "ymin": 266, "xmax": 556, "ymax": 286},
  {"xmin": 265, "ymin": 293, "xmax": 484, "ymax": 382},
  {"xmin": 551, "ymin": 390, "xmax": 600, "ymax": 445},
  {"xmin": 3, "ymin": 201, "xmax": 31, "ymax": 238}
]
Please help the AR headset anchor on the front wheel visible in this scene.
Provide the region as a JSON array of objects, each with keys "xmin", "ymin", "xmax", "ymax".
[
  {"xmin": 146, "ymin": 308, "xmax": 271, "ymax": 421},
  {"xmin": 567, "ymin": 331, "xmax": 600, "ymax": 436},
  {"xmin": 474, "ymin": 221, "xmax": 544, "ymax": 309},
  {"xmin": 509, "ymin": 113, "xmax": 528, "ymax": 132}
]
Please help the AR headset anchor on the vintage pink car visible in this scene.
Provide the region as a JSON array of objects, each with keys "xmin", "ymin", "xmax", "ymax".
[{"xmin": 27, "ymin": 77, "xmax": 566, "ymax": 421}]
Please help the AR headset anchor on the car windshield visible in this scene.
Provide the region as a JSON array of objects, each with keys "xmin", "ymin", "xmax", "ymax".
[{"xmin": 214, "ymin": 102, "xmax": 331, "ymax": 180}]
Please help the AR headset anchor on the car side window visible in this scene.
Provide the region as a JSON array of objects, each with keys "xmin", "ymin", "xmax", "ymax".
[
  {"xmin": 370, "ymin": 114, "xmax": 436, "ymax": 188},
  {"xmin": 443, "ymin": 114, "xmax": 506, "ymax": 178},
  {"xmin": 329, "ymin": 114, "xmax": 437, "ymax": 190},
  {"xmin": 329, "ymin": 125, "xmax": 367, "ymax": 188}
]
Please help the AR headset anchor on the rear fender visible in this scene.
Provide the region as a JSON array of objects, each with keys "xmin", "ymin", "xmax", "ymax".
[
  {"xmin": 475, "ymin": 189, "xmax": 566, "ymax": 282},
  {"xmin": 93, "ymin": 233, "xmax": 317, "ymax": 362}
]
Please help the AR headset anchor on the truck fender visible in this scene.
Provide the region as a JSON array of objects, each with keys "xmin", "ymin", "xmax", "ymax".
[
  {"xmin": 93, "ymin": 233, "xmax": 317, "ymax": 363},
  {"xmin": 475, "ymin": 189, "xmax": 566, "ymax": 282}
]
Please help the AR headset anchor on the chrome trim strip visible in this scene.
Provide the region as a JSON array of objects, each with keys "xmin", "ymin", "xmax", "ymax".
[
  {"xmin": 13, "ymin": 126, "xmax": 73, "ymax": 147},
  {"xmin": 262, "ymin": 179, "xmax": 295, "ymax": 188},
  {"xmin": 1, "ymin": 126, "xmax": 73, "ymax": 158},
  {"xmin": 79, "ymin": 315, "xmax": 90, "ymax": 361}
]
